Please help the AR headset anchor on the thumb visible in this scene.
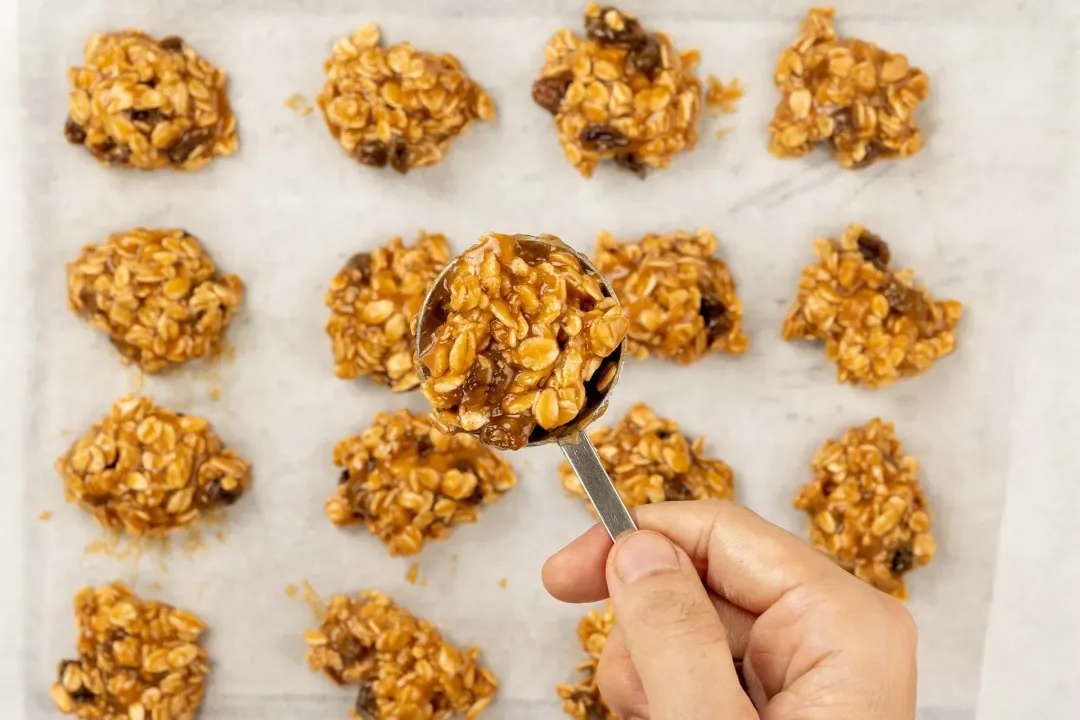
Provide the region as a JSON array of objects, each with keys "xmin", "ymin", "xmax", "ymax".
[{"xmin": 607, "ymin": 530, "xmax": 756, "ymax": 720}]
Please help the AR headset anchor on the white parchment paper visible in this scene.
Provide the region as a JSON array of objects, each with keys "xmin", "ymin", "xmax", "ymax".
[{"xmin": 9, "ymin": 1, "xmax": 1074, "ymax": 718}]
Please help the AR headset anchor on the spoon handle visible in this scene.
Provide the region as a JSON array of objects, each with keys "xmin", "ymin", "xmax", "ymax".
[{"xmin": 558, "ymin": 431, "xmax": 637, "ymax": 540}]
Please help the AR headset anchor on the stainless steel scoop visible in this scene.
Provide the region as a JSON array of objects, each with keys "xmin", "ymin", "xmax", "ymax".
[{"xmin": 415, "ymin": 234, "xmax": 637, "ymax": 540}]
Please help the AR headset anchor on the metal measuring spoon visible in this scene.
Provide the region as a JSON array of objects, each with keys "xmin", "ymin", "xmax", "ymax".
[{"xmin": 415, "ymin": 234, "xmax": 637, "ymax": 540}]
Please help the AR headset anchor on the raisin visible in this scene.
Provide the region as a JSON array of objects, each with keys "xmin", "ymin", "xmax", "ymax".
[
  {"xmin": 700, "ymin": 293, "xmax": 733, "ymax": 344},
  {"xmin": 354, "ymin": 682, "xmax": 376, "ymax": 719},
  {"xmin": 130, "ymin": 108, "xmax": 162, "ymax": 126},
  {"xmin": 63, "ymin": 118, "xmax": 86, "ymax": 145},
  {"xmin": 628, "ymin": 35, "xmax": 662, "ymax": 79},
  {"xmin": 167, "ymin": 127, "xmax": 213, "ymax": 164},
  {"xmin": 416, "ymin": 436, "xmax": 434, "ymax": 457},
  {"xmin": 200, "ymin": 477, "xmax": 241, "ymax": 507},
  {"xmin": 388, "ymin": 139, "xmax": 410, "ymax": 174},
  {"xmin": 881, "ymin": 277, "xmax": 914, "ymax": 314},
  {"xmin": 338, "ymin": 469, "xmax": 350, "ymax": 485},
  {"xmin": 586, "ymin": 7, "xmax": 648, "ymax": 48},
  {"xmin": 345, "ymin": 252, "xmax": 372, "ymax": 280},
  {"xmin": 355, "ymin": 140, "xmax": 389, "ymax": 168},
  {"xmin": 613, "ymin": 153, "xmax": 647, "ymax": 179},
  {"xmin": 856, "ymin": 231, "xmax": 891, "ymax": 268},
  {"xmin": 820, "ymin": 479, "xmax": 836, "ymax": 496},
  {"xmin": 851, "ymin": 140, "xmax": 882, "ymax": 169},
  {"xmin": 159, "ymin": 36, "xmax": 184, "ymax": 52},
  {"xmin": 664, "ymin": 477, "xmax": 693, "ymax": 501},
  {"xmin": 364, "ymin": 457, "xmax": 378, "ymax": 474},
  {"xmin": 890, "ymin": 547, "xmax": 915, "ymax": 575},
  {"xmin": 579, "ymin": 124, "xmax": 630, "ymax": 152},
  {"xmin": 531, "ymin": 73, "xmax": 573, "ymax": 114}
]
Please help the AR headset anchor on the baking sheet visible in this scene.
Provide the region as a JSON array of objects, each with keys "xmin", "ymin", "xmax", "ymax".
[{"xmin": 13, "ymin": 1, "xmax": 1068, "ymax": 718}]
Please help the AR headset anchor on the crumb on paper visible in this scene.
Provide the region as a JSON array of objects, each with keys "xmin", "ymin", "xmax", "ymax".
[
  {"xmin": 594, "ymin": 228, "xmax": 747, "ymax": 363},
  {"xmin": 705, "ymin": 75, "xmax": 744, "ymax": 115},
  {"xmin": 781, "ymin": 224, "xmax": 963, "ymax": 387},
  {"xmin": 149, "ymin": 580, "xmax": 162, "ymax": 591},
  {"xmin": 39, "ymin": 511, "xmax": 53, "ymax": 521},
  {"xmin": 58, "ymin": 395, "xmax": 252, "ymax": 537},
  {"xmin": 302, "ymin": 579, "xmax": 324, "ymax": 621},
  {"xmin": 327, "ymin": 409, "xmax": 517, "ymax": 555},
  {"xmin": 67, "ymin": 228, "xmax": 244, "ymax": 373},
  {"xmin": 208, "ymin": 386, "xmax": 221, "ymax": 401},
  {"xmin": 284, "ymin": 92, "xmax": 314, "ymax": 116},
  {"xmin": 50, "ymin": 583, "xmax": 210, "ymax": 718},
  {"xmin": 406, "ymin": 562, "xmax": 421, "ymax": 585},
  {"xmin": 64, "ymin": 30, "xmax": 238, "ymax": 171},
  {"xmin": 561, "ymin": 404, "xmax": 734, "ymax": 509},
  {"xmin": 215, "ymin": 530, "xmax": 225, "ymax": 544},
  {"xmin": 304, "ymin": 590, "xmax": 498, "ymax": 718},
  {"xmin": 498, "ymin": 578, "xmax": 507, "ymax": 589},
  {"xmin": 557, "ymin": 601, "xmax": 617, "ymax": 720},
  {"xmin": 794, "ymin": 418, "xmax": 935, "ymax": 600},
  {"xmin": 317, "ymin": 24, "xmax": 495, "ymax": 172},
  {"xmin": 131, "ymin": 369, "xmax": 144, "ymax": 394},
  {"xmin": 767, "ymin": 6, "xmax": 929, "ymax": 168},
  {"xmin": 285, "ymin": 583, "xmax": 298, "ymax": 599}
]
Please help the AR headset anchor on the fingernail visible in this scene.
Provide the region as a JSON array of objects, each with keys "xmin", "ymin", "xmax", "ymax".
[{"xmin": 615, "ymin": 531, "xmax": 679, "ymax": 583}]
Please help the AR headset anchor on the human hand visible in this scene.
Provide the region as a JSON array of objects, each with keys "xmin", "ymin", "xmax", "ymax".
[{"xmin": 543, "ymin": 499, "xmax": 918, "ymax": 720}]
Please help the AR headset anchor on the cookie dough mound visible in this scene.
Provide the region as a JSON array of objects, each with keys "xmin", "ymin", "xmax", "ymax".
[
  {"xmin": 326, "ymin": 410, "xmax": 516, "ymax": 556},
  {"xmin": 318, "ymin": 23, "xmax": 495, "ymax": 172},
  {"xmin": 65, "ymin": 31, "xmax": 238, "ymax": 170},
  {"xmin": 57, "ymin": 395, "xmax": 251, "ymax": 537},
  {"xmin": 794, "ymin": 418, "xmax": 936, "ymax": 599}
]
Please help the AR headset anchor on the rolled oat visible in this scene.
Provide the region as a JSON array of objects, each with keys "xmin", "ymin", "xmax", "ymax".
[
  {"xmin": 65, "ymin": 31, "xmax": 238, "ymax": 170},
  {"xmin": 419, "ymin": 233, "xmax": 628, "ymax": 450},
  {"xmin": 51, "ymin": 583, "xmax": 209, "ymax": 719},
  {"xmin": 304, "ymin": 590, "xmax": 498, "ymax": 719},
  {"xmin": 326, "ymin": 232, "xmax": 450, "ymax": 391},
  {"xmin": 532, "ymin": 4, "xmax": 705, "ymax": 178},
  {"xmin": 794, "ymin": 418, "xmax": 936, "ymax": 599},
  {"xmin": 767, "ymin": 7, "xmax": 929, "ymax": 168},
  {"xmin": 67, "ymin": 228, "xmax": 244, "ymax": 374},
  {"xmin": 326, "ymin": 409, "xmax": 516, "ymax": 556},
  {"xmin": 556, "ymin": 602, "xmax": 617, "ymax": 720},
  {"xmin": 782, "ymin": 224, "xmax": 962, "ymax": 388},
  {"xmin": 595, "ymin": 228, "xmax": 747, "ymax": 363},
  {"xmin": 560, "ymin": 403, "xmax": 734, "ymax": 511},
  {"xmin": 317, "ymin": 23, "xmax": 495, "ymax": 172},
  {"xmin": 56, "ymin": 395, "xmax": 252, "ymax": 537}
]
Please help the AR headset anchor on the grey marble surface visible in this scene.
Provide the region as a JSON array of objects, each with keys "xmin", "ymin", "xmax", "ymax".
[{"xmin": 0, "ymin": 2, "xmax": 1076, "ymax": 719}]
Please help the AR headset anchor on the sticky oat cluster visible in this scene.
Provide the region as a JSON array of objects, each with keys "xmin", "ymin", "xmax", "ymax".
[
  {"xmin": 782, "ymin": 224, "xmax": 963, "ymax": 388},
  {"xmin": 768, "ymin": 7, "xmax": 930, "ymax": 168},
  {"xmin": 556, "ymin": 602, "xmax": 618, "ymax": 720},
  {"xmin": 56, "ymin": 395, "xmax": 252, "ymax": 538},
  {"xmin": 304, "ymin": 590, "xmax": 499, "ymax": 720},
  {"xmin": 532, "ymin": 3, "xmax": 705, "ymax": 178},
  {"xmin": 420, "ymin": 233, "xmax": 628, "ymax": 450},
  {"xmin": 560, "ymin": 404, "xmax": 734, "ymax": 510},
  {"xmin": 51, "ymin": 583, "xmax": 211, "ymax": 720},
  {"xmin": 794, "ymin": 418, "xmax": 936, "ymax": 599},
  {"xmin": 65, "ymin": 31, "xmax": 238, "ymax": 171},
  {"xmin": 326, "ymin": 232, "xmax": 450, "ymax": 391},
  {"xmin": 326, "ymin": 409, "xmax": 517, "ymax": 556},
  {"xmin": 66, "ymin": 228, "xmax": 244, "ymax": 374},
  {"xmin": 595, "ymin": 228, "xmax": 748, "ymax": 363},
  {"xmin": 318, "ymin": 23, "xmax": 495, "ymax": 172}
]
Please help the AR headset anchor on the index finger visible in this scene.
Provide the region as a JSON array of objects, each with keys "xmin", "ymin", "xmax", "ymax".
[{"xmin": 543, "ymin": 499, "xmax": 847, "ymax": 613}]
